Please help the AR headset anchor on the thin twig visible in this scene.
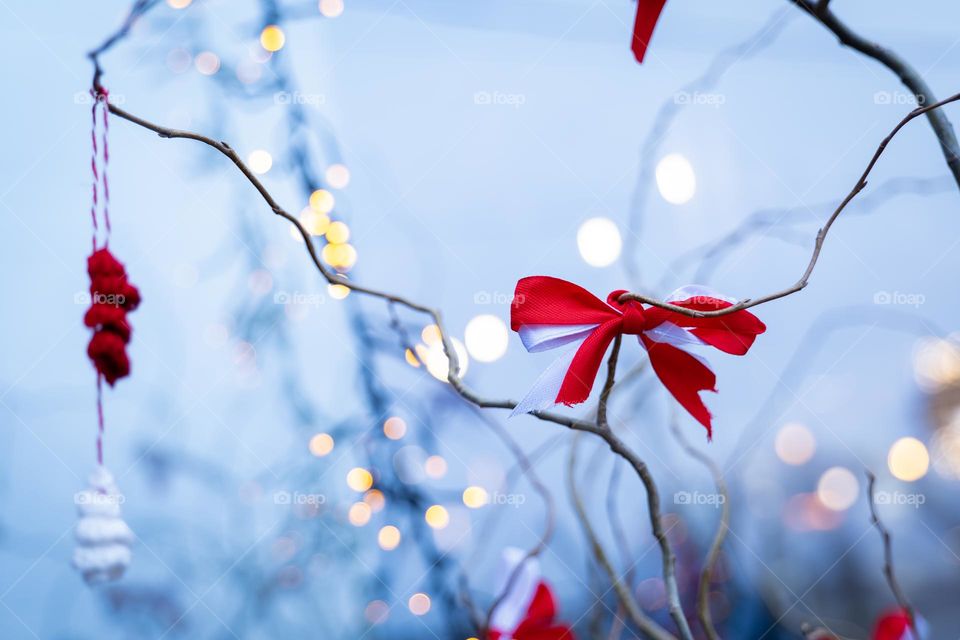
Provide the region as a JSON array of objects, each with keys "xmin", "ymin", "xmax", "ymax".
[
  {"xmin": 618, "ymin": 92, "xmax": 960, "ymax": 318},
  {"xmin": 866, "ymin": 470, "xmax": 918, "ymax": 637},
  {"xmin": 597, "ymin": 335, "xmax": 623, "ymax": 428},
  {"xmin": 669, "ymin": 412, "xmax": 729, "ymax": 640},
  {"xmin": 567, "ymin": 433, "xmax": 676, "ymax": 640},
  {"xmin": 789, "ymin": 0, "xmax": 960, "ymax": 189}
]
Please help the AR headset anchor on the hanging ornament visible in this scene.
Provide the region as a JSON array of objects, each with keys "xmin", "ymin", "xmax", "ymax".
[
  {"xmin": 631, "ymin": 0, "xmax": 668, "ymax": 63},
  {"xmin": 72, "ymin": 466, "xmax": 134, "ymax": 584},
  {"xmin": 73, "ymin": 83, "xmax": 140, "ymax": 583},
  {"xmin": 509, "ymin": 277, "xmax": 765, "ymax": 438},
  {"xmin": 488, "ymin": 547, "xmax": 575, "ymax": 640}
]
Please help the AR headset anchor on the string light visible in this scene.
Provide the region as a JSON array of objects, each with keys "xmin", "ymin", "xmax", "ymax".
[
  {"xmin": 308, "ymin": 433, "xmax": 334, "ymax": 457},
  {"xmin": 259, "ymin": 25, "xmax": 286, "ymax": 52},
  {"xmin": 299, "ymin": 208, "xmax": 330, "ymax": 236},
  {"xmin": 309, "ymin": 189, "xmax": 335, "ymax": 214},
  {"xmin": 328, "ymin": 283, "xmax": 350, "ymax": 299},
  {"xmin": 326, "ymin": 221, "xmax": 351, "ymax": 244}
]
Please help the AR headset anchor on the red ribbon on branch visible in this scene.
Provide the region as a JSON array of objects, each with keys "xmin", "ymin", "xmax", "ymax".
[
  {"xmin": 631, "ymin": 0, "xmax": 668, "ymax": 63},
  {"xmin": 509, "ymin": 276, "xmax": 765, "ymax": 438}
]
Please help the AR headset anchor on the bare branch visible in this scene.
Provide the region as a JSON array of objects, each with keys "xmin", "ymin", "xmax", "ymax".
[
  {"xmin": 789, "ymin": 0, "xmax": 960, "ymax": 188},
  {"xmin": 866, "ymin": 470, "xmax": 918, "ymax": 637},
  {"xmin": 669, "ymin": 413, "xmax": 729, "ymax": 640},
  {"xmin": 618, "ymin": 92, "xmax": 960, "ymax": 318}
]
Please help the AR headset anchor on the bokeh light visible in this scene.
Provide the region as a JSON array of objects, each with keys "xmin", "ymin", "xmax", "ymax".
[
  {"xmin": 247, "ymin": 149, "xmax": 273, "ymax": 174},
  {"xmin": 655, "ymin": 153, "xmax": 696, "ymax": 204},
  {"xmin": 299, "ymin": 208, "xmax": 330, "ymax": 236},
  {"xmin": 464, "ymin": 315, "xmax": 509, "ymax": 363},
  {"xmin": 384, "ymin": 416, "xmax": 407, "ymax": 440},
  {"xmin": 424, "ymin": 455, "xmax": 447, "ymax": 479},
  {"xmin": 462, "ymin": 486, "xmax": 489, "ymax": 509},
  {"xmin": 419, "ymin": 337, "xmax": 469, "ymax": 382},
  {"xmin": 346, "ymin": 468, "xmax": 374, "ymax": 492},
  {"xmin": 364, "ymin": 489, "xmax": 386, "ymax": 512},
  {"xmin": 325, "ymin": 163, "xmax": 351, "ymax": 188},
  {"xmin": 364, "ymin": 600, "xmax": 389, "ymax": 624},
  {"xmin": 319, "ymin": 0, "xmax": 345, "ymax": 18},
  {"xmin": 309, "ymin": 188, "xmax": 335, "ymax": 214},
  {"xmin": 577, "ymin": 217, "xmax": 622, "ymax": 267},
  {"xmin": 408, "ymin": 593, "xmax": 431, "ymax": 616},
  {"xmin": 328, "ymin": 283, "xmax": 350, "ymax": 299},
  {"xmin": 259, "ymin": 25, "xmax": 286, "ymax": 52},
  {"xmin": 377, "ymin": 525, "xmax": 401, "ymax": 550},
  {"xmin": 888, "ymin": 437, "xmax": 929, "ymax": 482},
  {"xmin": 348, "ymin": 502, "xmax": 372, "ymax": 526},
  {"xmin": 424, "ymin": 505, "xmax": 449, "ymax": 529},
  {"xmin": 167, "ymin": 0, "xmax": 192, "ymax": 8},
  {"xmin": 326, "ymin": 221, "xmax": 351, "ymax": 244},
  {"xmin": 194, "ymin": 51, "xmax": 221, "ymax": 75},
  {"xmin": 774, "ymin": 422, "xmax": 816, "ymax": 466},
  {"xmin": 913, "ymin": 337, "xmax": 960, "ymax": 391},
  {"xmin": 308, "ymin": 433, "xmax": 334, "ymax": 457},
  {"xmin": 816, "ymin": 467, "xmax": 859, "ymax": 511}
]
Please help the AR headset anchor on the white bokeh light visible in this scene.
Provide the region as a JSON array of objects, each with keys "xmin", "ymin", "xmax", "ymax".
[
  {"xmin": 464, "ymin": 315, "xmax": 509, "ymax": 363},
  {"xmin": 577, "ymin": 217, "xmax": 622, "ymax": 267},
  {"xmin": 420, "ymin": 338, "xmax": 469, "ymax": 382},
  {"xmin": 655, "ymin": 153, "xmax": 696, "ymax": 205},
  {"xmin": 816, "ymin": 466, "xmax": 859, "ymax": 511}
]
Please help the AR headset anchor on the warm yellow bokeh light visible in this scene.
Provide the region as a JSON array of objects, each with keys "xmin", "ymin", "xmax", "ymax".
[
  {"xmin": 774, "ymin": 423, "xmax": 816, "ymax": 466},
  {"xmin": 346, "ymin": 467, "xmax": 374, "ymax": 492},
  {"xmin": 308, "ymin": 433, "xmax": 334, "ymax": 457},
  {"xmin": 247, "ymin": 149, "xmax": 273, "ymax": 174},
  {"xmin": 421, "ymin": 324, "xmax": 442, "ymax": 346},
  {"xmin": 328, "ymin": 283, "xmax": 350, "ymax": 299},
  {"xmin": 405, "ymin": 348, "xmax": 421, "ymax": 367},
  {"xmin": 408, "ymin": 593, "xmax": 431, "ymax": 616},
  {"xmin": 378, "ymin": 525, "xmax": 401, "ymax": 550},
  {"xmin": 299, "ymin": 208, "xmax": 330, "ymax": 236},
  {"xmin": 655, "ymin": 153, "xmax": 697, "ymax": 204},
  {"xmin": 167, "ymin": 0, "xmax": 192, "ymax": 8},
  {"xmin": 326, "ymin": 163, "xmax": 350, "ymax": 188},
  {"xmin": 259, "ymin": 25, "xmax": 286, "ymax": 52},
  {"xmin": 348, "ymin": 502, "xmax": 371, "ymax": 526},
  {"xmin": 462, "ymin": 486, "xmax": 489, "ymax": 509},
  {"xmin": 912, "ymin": 337, "xmax": 960, "ymax": 391},
  {"xmin": 424, "ymin": 455, "xmax": 447, "ymax": 479},
  {"xmin": 418, "ymin": 337, "xmax": 469, "ymax": 382},
  {"xmin": 384, "ymin": 416, "xmax": 407, "ymax": 440},
  {"xmin": 325, "ymin": 221, "xmax": 351, "ymax": 244},
  {"xmin": 319, "ymin": 0, "xmax": 345, "ymax": 18},
  {"xmin": 577, "ymin": 217, "xmax": 622, "ymax": 267},
  {"xmin": 309, "ymin": 189, "xmax": 335, "ymax": 214},
  {"xmin": 364, "ymin": 489, "xmax": 386, "ymax": 512},
  {"xmin": 817, "ymin": 467, "xmax": 859, "ymax": 511},
  {"xmin": 888, "ymin": 437, "xmax": 930, "ymax": 482},
  {"xmin": 424, "ymin": 505, "xmax": 449, "ymax": 529},
  {"xmin": 464, "ymin": 315, "xmax": 509, "ymax": 363}
]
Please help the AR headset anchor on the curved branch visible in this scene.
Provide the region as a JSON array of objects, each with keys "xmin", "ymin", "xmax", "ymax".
[
  {"xmin": 866, "ymin": 471, "xmax": 918, "ymax": 637},
  {"xmin": 789, "ymin": 0, "xmax": 960, "ymax": 189},
  {"xmin": 617, "ymin": 92, "xmax": 960, "ymax": 318}
]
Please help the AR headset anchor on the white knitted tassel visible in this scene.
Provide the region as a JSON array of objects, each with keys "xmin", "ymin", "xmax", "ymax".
[{"xmin": 72, "ymin": 466, "xmax": 134, "ymax": 584}]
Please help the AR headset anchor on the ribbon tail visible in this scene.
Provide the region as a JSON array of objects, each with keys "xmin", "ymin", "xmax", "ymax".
[
  {"xmin": 511, "ymin": 342, "xmax": 584, "ymax": 417},
  {"xmin": 642, "ymin": 336, "xmax": 716, "ymax": 439},
  {"xmin": 631, "ymin": 0, "xmax": 668, "ymax": 63}
]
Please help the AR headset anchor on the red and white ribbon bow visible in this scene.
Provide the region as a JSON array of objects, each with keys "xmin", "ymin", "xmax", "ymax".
[
  {"xmin": 631, "ymin": 0, "xmax": 668, "ymax": 63},
  {"xmin": 488, "ymin": 548, "xmax": 575, "ymax": 640},
  {"xmin": 509, "ymin": 276, "xmax": 766, "ymax": 438}
]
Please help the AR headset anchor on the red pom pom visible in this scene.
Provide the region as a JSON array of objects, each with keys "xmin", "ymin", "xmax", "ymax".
[{"xmin": 85, "ymin": 248, "xmax": 139, "ymax": 385}]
